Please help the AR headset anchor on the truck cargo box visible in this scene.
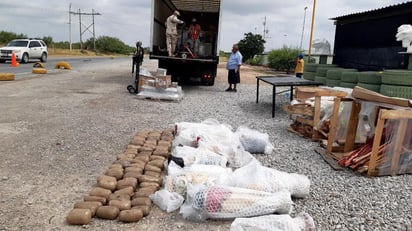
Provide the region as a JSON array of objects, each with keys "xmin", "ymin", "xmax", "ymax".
[{"xmin": 149, "ymin": 0, "xmax": 222, "ymax": 85}]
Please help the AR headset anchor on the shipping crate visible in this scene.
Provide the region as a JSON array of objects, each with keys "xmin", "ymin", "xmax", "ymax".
[
  {"xmin": 318, "ymin": 87, "xmax": 412, "ymax": 176},
  {"xmin": 283, "ymin": 86, "xmax": 348, "ymax": 141},
  {"xmin": 367, "ymin": 109, "xmax": 412, "ymax": 176}
]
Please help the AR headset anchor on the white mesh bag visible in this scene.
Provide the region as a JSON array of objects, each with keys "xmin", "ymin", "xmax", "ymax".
[
  {"xmin": 230, "ymin": 212, "xmax": 315, "ymax": 231},
  {"xmin": 180, "ymin": 185, "xmax": 293, "ymax": 221}
]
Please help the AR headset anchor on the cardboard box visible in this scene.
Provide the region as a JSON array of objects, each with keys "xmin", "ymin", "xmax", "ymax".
[
  {"xmin": 156, "ymin": 68, "xmax": 167, "ymax": 76},
  {"xmin": 137, "ymin": 76, "xmax": 156, "ymax": 92},
  {"xmin": 138, "ymin": 75, "xmax": 171, "ymax": 91},
  {"xmin": 154, "ymin": 75, "xmax": 172, "ymax": 89}
]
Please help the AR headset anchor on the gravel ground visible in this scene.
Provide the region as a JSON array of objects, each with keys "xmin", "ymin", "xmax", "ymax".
[{"xmin": 0, "ymin": 58, "xmax": 411, "ymax": 231}]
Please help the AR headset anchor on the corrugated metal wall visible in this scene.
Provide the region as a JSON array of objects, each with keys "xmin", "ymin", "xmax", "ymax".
[{"xmin": 332, "ymin": 3, "xmax": 412, "ymax": 70}]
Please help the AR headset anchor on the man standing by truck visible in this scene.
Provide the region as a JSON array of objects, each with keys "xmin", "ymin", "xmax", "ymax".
[
  {"xmin": 165, "ymin": 11, "xmax": 184, "ymax": 56},
  {"xmin": 226, "ymin": 44, "xmax": 242, "ymax": 92}
]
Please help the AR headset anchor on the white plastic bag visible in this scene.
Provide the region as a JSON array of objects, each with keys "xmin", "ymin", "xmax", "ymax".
[
  {"xmin": 149, "ymin": 189, "xmax": 185, "ymax": 213},
  {"xmin": 172, "ymin": 145, "xmax": 228, "ymax": 167},
  {"xmin": 173, "ymin": 119, "xmax": 256, "ymax": 168},
  {"xmin": 197, "ymin": 130, "xmax": 256, "ymax": 168},
  {"xmin": 236, "ymin": 126, "xmax": 274, "ymax": 154},
  {"xmin": 171, "ymin": 146, "xmax": 197, "ymax": 166},
  {"xmin": 164, "ymin": 163, "xmax": 232, "ymax": 196},
  {"xmin": 230, "ymin": 212, "xmax": 315, "ymax": 231},
  {"xmin": 173, "ymin": 119, "xmax": 228, "ymax": 147},
  {"xmin": 225, "ymin": 160, "xmax": 311, "ymax": 198},
  {"xmin": 180, "ymin": 184, "xmax": 293, "ymax": 221}
]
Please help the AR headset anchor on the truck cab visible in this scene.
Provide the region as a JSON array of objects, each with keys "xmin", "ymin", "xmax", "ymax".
[{"xmin": 150, "ymin": 0, "xmax": 222, "ymax": 85}]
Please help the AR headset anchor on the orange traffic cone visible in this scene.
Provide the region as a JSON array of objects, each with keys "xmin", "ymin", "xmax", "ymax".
[{"xmin": 10, "ymin": 51, "xmax": 20, "ymax": 67}]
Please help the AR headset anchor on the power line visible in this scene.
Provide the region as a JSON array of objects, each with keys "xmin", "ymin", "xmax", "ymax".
[
  {"xmin": 262, "ymin": 16, "xmax": 271, "ymax": 40},
  {"xmin": 68, "ymin": 4, "xmax": 101, "ymax": 51}
]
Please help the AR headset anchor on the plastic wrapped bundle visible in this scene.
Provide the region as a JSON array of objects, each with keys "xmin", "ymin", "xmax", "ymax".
[
  {"xmin": 171, "ymin": 146, "xmax": 228, "ymax": 167},
  {"xmin": 180, "ymin": 185, "xmax": 293, "ymax": 221},
  {"xmin": 196, "ymin": 131, "xmax": 256, "ymax": 168},
  {"xmin": 173, "ymin": 119, "xmax": 256, "ymax": 168},
  {"xmin": 226, "ymin": 160, "xmax": 310, "ymax": 198},
  {"xmin": 149, "ymin": 189, "xmax": 185, "ymax": 213},
  {"xmin": 236, "ymin": 126, "xmax": 274, "ymax": 154},
  {"xmin": 164, "ymin": 162, "xmax": 232, "ymax": 196},
  {"xmin": 173, "ymin": 119, "xmax": 231, "ymax": 147},
  {"xmin": 137, "ymin": 86, "xmax": 184, "ymax": 101},
  {"xmin": 230, "ymin": 212, "xmax": 315, "ymax": 231}
]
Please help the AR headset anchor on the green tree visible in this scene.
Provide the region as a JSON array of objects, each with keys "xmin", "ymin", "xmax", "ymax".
[
  {"xmin": 54, "ymin": 41, "xmax": 70, "ymax": 49},
  {"xmin": 94, "ymin": 36, "xmax": 134, "ymax": 54},
  {"xmin": 237, "ymin": 32, "xmax": 265, "ymax": 62},
  {"xmin": 42, "ymin": 36, "xmax": 53, "ymax": 47},
  {"xmin": 267, "ymin": 46, "xmax": 300, "ymax": 73},
  {"xmin": 0, "ymin": 31, "xmax": 27, "ymax": 44}
]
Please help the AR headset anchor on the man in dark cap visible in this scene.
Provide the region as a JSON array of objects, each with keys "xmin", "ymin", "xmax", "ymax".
[{"xmin": 295, "ymin": 54, "xmax": 304, "ymax": 78}]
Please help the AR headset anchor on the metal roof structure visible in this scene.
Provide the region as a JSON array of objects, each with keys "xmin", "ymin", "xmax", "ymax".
[
  {"xmin": 331, "ymin": 1, "xmax": 412, "ymax": 21},
  {"xmin": 171, "ymin": 0, "xmax": 221, "ymax": 13}
]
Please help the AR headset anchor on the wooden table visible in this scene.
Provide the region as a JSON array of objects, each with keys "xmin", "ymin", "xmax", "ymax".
[{"xmin": 256, "ymin": 76, "xmax": 322, "ymax": 117}]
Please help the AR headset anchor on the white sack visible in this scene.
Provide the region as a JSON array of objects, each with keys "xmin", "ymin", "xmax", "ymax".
[
  {"xmin": 149, "ymin": 189, "xmax": 185, "ymax": 213},
  {"xmin": 230, "ymin": 212, "xmax": 315, "ymax": 231},
  {"xmin": 236, "ymin": 126, "xmax": 274, "ymax": 154},
  {"xmin": 180, "ymin": 185, "xmax": 293, "ymax": 221},
  {"xmin": 164, "ymin": 163, "xmax": 232, "ymax": 196},
  {"xmin": 172, "ymin": 145, "xmax": 228, "ymax": 167},
  {"xmin": 173, "ymin": 119, "xmax": 256, "ymax": 168},
  {"xmin": 225, "ymin": 160, "xmax": 310, "ymax": 198}
]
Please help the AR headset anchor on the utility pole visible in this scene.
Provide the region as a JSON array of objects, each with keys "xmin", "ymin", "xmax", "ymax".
[
  {"xmin": 69, "ymin": 6, "xmax": 101, "ymax": 51},
  {"xmin": 263, "ymin": 16, "xmax": 266, "ymax": 39},
  {"xmin": 262, "ymin": 16, "xmax": 270, "ymax": 40},
  {"xmin": 92, "ymin": 9, "xmax": 96, "ymax": 51},
  {"xmin": 300, "ymin": 6, "xmax": 308, "ymax": 51},
  {"xmin": 79, "ymin": 8, "xmax": 82, "ymax": 50},
  {"xmin": 308, "ymin": 0, "xmax": 317, "ymax": 58},
  {"xmin": 68, "ymin": 3, "xmax": 72, "ymax": 51}
]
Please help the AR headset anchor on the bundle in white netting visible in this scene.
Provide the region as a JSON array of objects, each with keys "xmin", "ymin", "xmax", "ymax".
[
  {"xmin": 164, "ymin": 162, "xmax": 232, "ymax": 196},
  {"xmin": 230, "ymin": 212, "xmax": 315, "ymax": 231},
  {"xmin": 225, "ymin": 160, "xmax": 310, "ymax": 198},
  {"xmin": 235, "ymin": 126, "xmax": 274, "ymax": 154},
  {"xmin": 180, "ymin": 185, "xmax": 293, "ymax": 221},
  {"xmin": 173, "ymin": 119, "xmax": 230, "ymax": 147},
  {"xmin": 173, "ymin": 119, "xmax": 256, "ymax": 168},
  {"xmin": 171, "ymin": 145, "xmax": 228, "ymax": 167}
]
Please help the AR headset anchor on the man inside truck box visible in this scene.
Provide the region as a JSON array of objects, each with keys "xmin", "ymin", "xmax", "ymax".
[
  {"xmin": 165, "ymin": 10, "xmax": 184, "ymax": 56},
  {"xmin": 188, "ymin": 18, "xmax": 201, "ymax": 56}
]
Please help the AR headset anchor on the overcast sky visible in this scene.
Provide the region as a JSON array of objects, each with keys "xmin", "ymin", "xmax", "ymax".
[{"xmin": 0, "ymin": 0, "xmax": 408, "ymax": 52}]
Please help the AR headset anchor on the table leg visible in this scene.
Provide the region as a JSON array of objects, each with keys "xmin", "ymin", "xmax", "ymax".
[
  {"xmin": 290, "ymin": 86, "xmax": 294, "ymax": 101},
  {"xmin": 256, "ymin": 78, "xmax": 260, "ymax": 104},
  {"xmin": 272, "ymin": 86, "xmax": 276, "ymax": 118}
]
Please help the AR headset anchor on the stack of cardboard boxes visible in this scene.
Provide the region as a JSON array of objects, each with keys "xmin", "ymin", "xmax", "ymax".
[
  {"xmin": 138, "ymin": 68, "xmax": 177, "ymax": 93},
  {"xmin": 137, "ymin": 68, "xmax": 183, "ymax": 101}
]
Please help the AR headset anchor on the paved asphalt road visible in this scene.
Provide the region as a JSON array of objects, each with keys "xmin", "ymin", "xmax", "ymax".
[{"xmin": 0, "ymin": 56, "xmax": 133, "ymax": 80}]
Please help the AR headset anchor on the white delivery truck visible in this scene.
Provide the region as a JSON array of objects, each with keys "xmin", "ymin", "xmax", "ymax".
[{"xmin": 150, "ymin": 0, "xmax": 222, "ymax": 85}]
